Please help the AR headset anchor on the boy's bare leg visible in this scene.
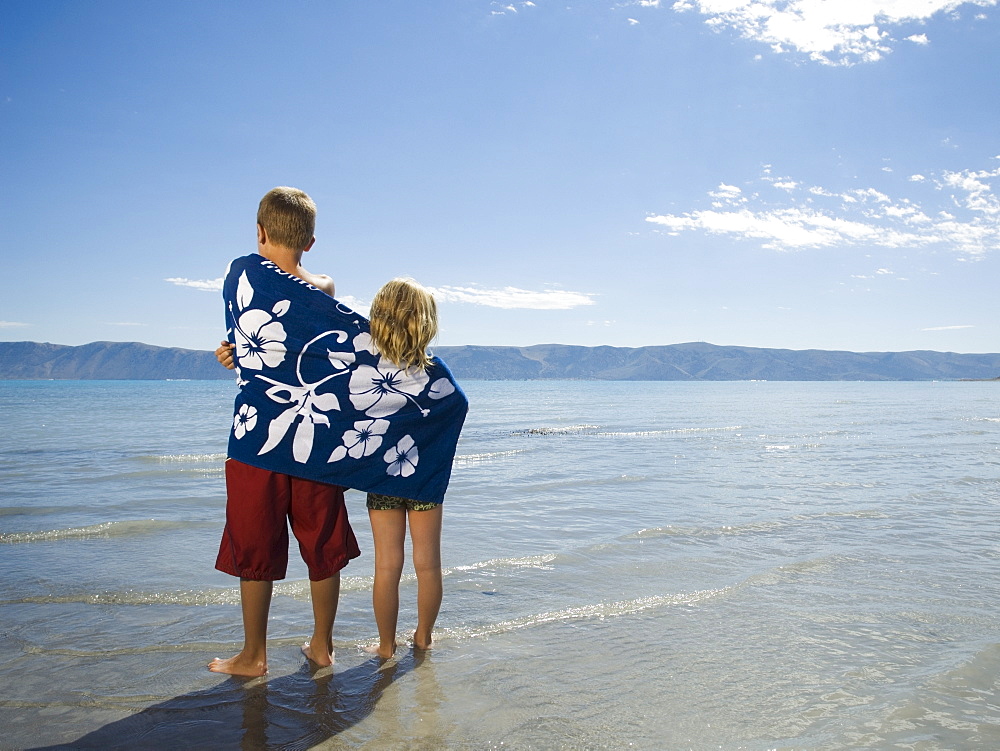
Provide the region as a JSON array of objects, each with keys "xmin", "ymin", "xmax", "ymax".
[
  {"xmin": 301, "ymin": 573, "xmax": 340, "ymax": 667},
  {"xmin": 209, "ymin": 578, "xmax": 272, "ymax": 676},
  {"xmin": 409, "ymin": 505, "xmax": 443, "ymax": 650},
  {"xmin": 365, "ymin": 508, "xmax": 406, "ymax": 659}
]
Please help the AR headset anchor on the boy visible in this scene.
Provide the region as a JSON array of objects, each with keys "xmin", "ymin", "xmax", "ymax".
[{"xmin": 209, "ymin": 187, "xmax": 360, "ymax": 677}]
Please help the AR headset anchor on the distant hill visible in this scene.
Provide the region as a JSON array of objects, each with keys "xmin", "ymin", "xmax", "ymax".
[
  {"xmin": 435, "ymin": 342, "xmax": 1000, "ymax": 381},
  {"xmin": 1, "ymin": 340, "xmax": 998, "ymax": 381},
  {"xmin": 0, "ymin": 341, "xmax": 230, "ymax": 381}
]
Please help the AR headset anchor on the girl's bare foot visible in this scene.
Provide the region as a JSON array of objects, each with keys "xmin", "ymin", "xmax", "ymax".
[
  {"xmin": 208, "ymin": 651, "xmax": 267, "ymax": 677},
  {"xmin": 301, "ymin": 640, "xmax": 334, "ymax": 667},
  {"xmin": 363, "ymin": 641, "xmax": 397, "ymax": 660},
  {"xmin": 413, "ymin": 630, "xmax": 433, "ymax": 651}
]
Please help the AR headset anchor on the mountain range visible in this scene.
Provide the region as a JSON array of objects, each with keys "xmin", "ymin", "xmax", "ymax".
[{"xmin": 1, "ymin": 340, "xmax": 998, "ymax": 381}]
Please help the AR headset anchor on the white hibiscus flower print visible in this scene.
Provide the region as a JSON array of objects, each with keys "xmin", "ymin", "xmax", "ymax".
[
  {"xmin": 385, "ymin": 435, "xmax": 419, "ymax": 478},
  {"xmin": 349, "ymin": 357, "xmax": 429, "ymax": 417},
  {"xmin": 327, "ymin": 348, "xmax": 356, "ymax": 372},
  {"xmin": 353, "ymin": 332, "xmax": 379, "ymax": 355},
  {"xmin": 328, "ymin": 418, "xmax": 390, "ymax": 463},
  {"xmin": 428, "ymin": 378, "xmax": 455, "ymax": 400},
  {"xmin": 229, "ymin": 271, "xmax": 290, "ymax": 371},
  {"xmin": 253, "ymin": 329, "xmax": 352, "ymax": 463},
  {"xmin": 233, "ymin": 404, "xmax": 258, "ymax": 439},
  {"xmin": 256, "ymin": 380, "xmax": 342, "ymax": 463},
  {"xmin": 234, "ymin": 308, "xmax": 288, "ymax": 371}
]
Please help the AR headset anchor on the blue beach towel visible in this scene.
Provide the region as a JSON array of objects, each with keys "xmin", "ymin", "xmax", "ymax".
[{"xmin": 223, "ymin": 253, "xmax": 468, "ymax": 504}]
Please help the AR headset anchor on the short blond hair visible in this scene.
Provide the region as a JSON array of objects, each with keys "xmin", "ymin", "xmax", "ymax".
[
  {"xmin": 369, "ymin": 278, "xmax": 438, "ymax": 371},
  {"xmin": 257, "ymin": 187, "xmax": 316, "ymax": 251}
]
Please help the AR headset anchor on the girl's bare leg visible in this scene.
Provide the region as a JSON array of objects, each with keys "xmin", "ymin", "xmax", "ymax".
[
  {"xmin": 408, "ymin": 504, "xmax": 443, "ymax": 650},
  {"xmin": 301, "ymin": 573, "xmax": 340, "ymax": 667},
  {"xmin": 367, "ymin": 508, "xmax": 406, "ymax": 659}
]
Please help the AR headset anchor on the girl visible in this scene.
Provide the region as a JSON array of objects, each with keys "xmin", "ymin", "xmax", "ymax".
[{"xmin": 364, "ymin": 278, "xmax": 444, "ymax": 659}]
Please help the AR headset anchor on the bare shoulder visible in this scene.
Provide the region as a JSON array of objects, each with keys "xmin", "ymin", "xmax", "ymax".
[{"xmin": 302, "ymin": 271, "xmax": 335, "ymax": 297}]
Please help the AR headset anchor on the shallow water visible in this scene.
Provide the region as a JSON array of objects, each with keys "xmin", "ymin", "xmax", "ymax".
[{"xmin": 0, "ymin": 379, "xmax": 998, "ymax": 749}]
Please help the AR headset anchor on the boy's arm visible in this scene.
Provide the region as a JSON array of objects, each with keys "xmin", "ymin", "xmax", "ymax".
[
  {"xmin": 300, "ymin": 268, "xmax": 335, "ymax": 297},
  {"xmin": 215, "ymin": 341, "xmax": 235, "ymax": 370},
  {"xmin": 314, "ymin": 275, "xmax": 335, "ymax": 297}
]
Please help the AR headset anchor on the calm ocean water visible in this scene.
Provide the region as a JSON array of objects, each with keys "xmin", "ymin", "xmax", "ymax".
[{"xmin": 0, "ymin": 379, "xmax": 997, "ymax": 750}]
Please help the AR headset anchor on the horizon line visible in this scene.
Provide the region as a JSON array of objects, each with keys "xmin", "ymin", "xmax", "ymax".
[{"xmin": 2, "ymin": 339, "xmax": 999, "ymax": 357}]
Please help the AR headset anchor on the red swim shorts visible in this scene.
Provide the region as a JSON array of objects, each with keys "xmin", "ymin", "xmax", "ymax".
[{"xmin": 215, "ymin": 459, "xmax": 361, "ymax": 581}]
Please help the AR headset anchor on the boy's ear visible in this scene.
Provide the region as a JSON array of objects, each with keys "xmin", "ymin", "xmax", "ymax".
[
  {"xmin": 303, "ymin": 236, "xmax": 316, "ymax": 252},
  {"xmin": 256, "ymin": 223, "xmax": 267, "ymax": 245}
]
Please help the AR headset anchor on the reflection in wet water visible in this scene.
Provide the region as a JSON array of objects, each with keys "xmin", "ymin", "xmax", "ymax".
[{"xmin": 29, "ymin": 651, "xmax": 423, "ymax": 751}]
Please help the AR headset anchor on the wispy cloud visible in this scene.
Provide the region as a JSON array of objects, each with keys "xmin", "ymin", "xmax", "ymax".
[
  {"xmin": 165, "ymin": 277, "xmax": 593, "ymax": 311},
  {"xmin": 167, "ymin": 272, "xmax": 368, "ymax": 311},
  {"xmin": 427, "ymin": 285, "xmax": 596, "ymax": 309},
  {"xmin": 338, "ymin": 295, "xmax": 371, "ymax": 316},
  {"xmin": 490, "ymin": 1, "xmax": 535, "ymax": 15},
  {"xmin": 670, "ymin": 0, "xmax": 995, "ymax": 65},
  {"xmin": 647, "ymin": 161, "xmax": 1000, "ymax": 257},
  {"xmin": 0, "ymin": 321, "xmax": 29, "ymax": 328},
  {"xmin": 922, "ymin": 324, "xmax": 975, "ymax": 331},
  {"xmin": 165, "ymin": 277, "xmax": 224, "ymax": 292}
]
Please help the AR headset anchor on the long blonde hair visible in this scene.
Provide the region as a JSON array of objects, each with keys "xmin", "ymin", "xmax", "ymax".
[{"xmin": 369, "ymin": 278, "xmax": 437, "ymax": 370}]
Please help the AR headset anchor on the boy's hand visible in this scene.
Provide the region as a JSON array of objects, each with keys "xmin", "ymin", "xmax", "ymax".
[{"xmin": 215, "ymin": 341, "xmax": 236, "ymax": 370}]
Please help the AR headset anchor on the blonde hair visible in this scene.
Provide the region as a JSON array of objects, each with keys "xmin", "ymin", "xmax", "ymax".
[
  {"xmin": 257, "ymin": 187, "xmax": 316, "ymax": 251},
  {"xmin": 369, "ymin": 278, "xmax": 438, "ymax": 371}
]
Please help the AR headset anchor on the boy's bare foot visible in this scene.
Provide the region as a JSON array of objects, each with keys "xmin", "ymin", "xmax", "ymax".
[
  {"xmin": 363, "ymin": 641, "xmax": 397, "ymax": 660},
  {"xmin": 208, "ymin": 652, "xmax": 267, "ymax": 677},
  {"xmin": 301, "ymin": 640, "xmax": 334, "ymax": 667},
  {"xmin": 413, "ymin": 631, "xmax": 433, "ymax": 651}
]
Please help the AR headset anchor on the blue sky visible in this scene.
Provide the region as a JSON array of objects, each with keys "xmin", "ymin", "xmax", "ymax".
[{"xmin": 2, "ymin": 0, "xmax": 998, "ymax": 353}]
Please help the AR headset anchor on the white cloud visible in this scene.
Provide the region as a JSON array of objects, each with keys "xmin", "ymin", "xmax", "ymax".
[
  {"xmin": 922, "ymin": 324, "xmax": 974, "ymax": 330},
  {"xmin": 165, "ymin": 277, "xmax": 224, "ymax": 292},
  {"xmin": 628, "ymin": 17, "xmax": 641, "ymax": 24},
  {"xmin": 426, "ymin": 285, "xmax": 596, "ymax": 309},
  {"xmin": 490, "ymin": 0, "xmax": 535, "ymax": 13},
  {"xmin": 708, "ymin": 182, "xmax": 746, "ymax": 207},
  {"xmin": 711, "ymin": 182, "xmax": 742, "ymax": 197},
  {"xmin": 646, "ymin": 159, "xmax": 1000, "ymax": 257},
  {"xmin": 337, "ymin": 295, "xmax": 371, "ymax": 316},
  {"xmin": 0, "ymin": 321, "xmax": 29, "ymax": 328},
  {"xmin": 649, "ymin": 205, "xmax": 920, "ymax": 249},
  {"xmin": 162, "ymin": 276, "xmax": 593, "ymax": 311},
  {"xmin": 670, "ymin": 0, "xmax": 996, "ymax": 66}
]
